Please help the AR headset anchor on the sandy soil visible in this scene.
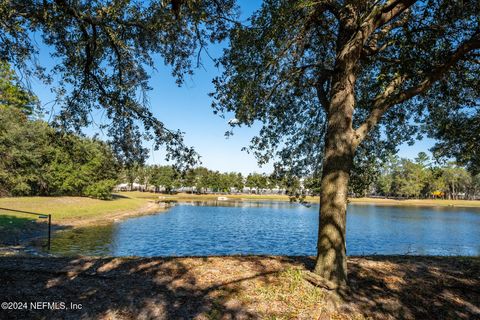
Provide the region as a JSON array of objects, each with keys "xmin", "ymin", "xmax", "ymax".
[{"xmin": 0, "ymin": 255, "xmax": 478, "ymax": 320}]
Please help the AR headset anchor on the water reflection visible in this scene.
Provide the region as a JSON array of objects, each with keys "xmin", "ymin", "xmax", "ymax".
[
  {"xmin": 49, "ymin": 202, "xmax": 480, "ymax": 257},
  {"xmin": 52, "ymin": 224, "xmax": 116, "ymax": 256}
]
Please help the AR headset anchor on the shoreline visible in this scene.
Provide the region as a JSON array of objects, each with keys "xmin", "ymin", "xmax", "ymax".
[
  {"xmin": 55, "ymin": 201, "xmax": 167, "ymax": 228},
  {"xmin": 123, "ymin": 191, "xmax": 480, "ymax": 208},
  {"xmin": 0, "ymin": 196, "xmax": 168, "ymax": 250},
  {"xmin": 348, "ymin": 198, "xmax": 480, "ymax": 208},
  {"xmin": 1, "ymin": 193, "xmax": 479, "ymax": 254}
]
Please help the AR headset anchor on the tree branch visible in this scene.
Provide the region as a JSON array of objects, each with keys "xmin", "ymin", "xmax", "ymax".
[
  {"xmin": 316, "ymin": 69, "xmax": 333, "ymax": 110},
  {"xmin": 362, "ymin": 7, "xmax": 411, "ymax": 58},
  {"xmin": 334, "ymin": 0, "xmax": 416, "ymax": 70},
  {"xmin": 307, "ymin": 0, "xmax": 342, "ymax": 22},
  {"xmin": 375, "ymin": 0, "xmax": 417, "ymax": 28},
  {"xmin": 361, "ymin": 0, "xmax": 416, "ymax": 42},
  {"xmin": 354, "ymin": 31, "xmax": 480, "ymax": 147}
]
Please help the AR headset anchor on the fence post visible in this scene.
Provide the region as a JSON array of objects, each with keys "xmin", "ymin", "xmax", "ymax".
[{"xmin": 47, "ymin": 214, "xmax": 51, "ymax": 251}]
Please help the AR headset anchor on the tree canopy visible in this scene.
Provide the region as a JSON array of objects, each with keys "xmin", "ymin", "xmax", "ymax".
[
  {"xmin": 2, "ymin": 0, "xmax": 237, "ymax": 167},
  {"xmin": 0, "ymin": 61, "xmax": 38, "ymax": 114},
  {"xmin": 427, "ymin": 109, "xmax": 480, "ymax": 174},
  {"xmin": 213, "ymin": 0, "xmax": 479, "ymax": 175}
]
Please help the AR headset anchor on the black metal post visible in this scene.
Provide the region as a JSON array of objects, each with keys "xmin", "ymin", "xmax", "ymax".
[{"xmin": 47, "ymin": 214, "xmax": 51, "ymax": 251}]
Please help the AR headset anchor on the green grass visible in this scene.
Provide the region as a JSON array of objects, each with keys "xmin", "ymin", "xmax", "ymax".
[
  {"xmin": 0, "ymin": 214, "xmax": 46, "ymax": 245},
  {"xmin": 0, "ymin": 214, "xmax": 35, "ymax": 228},
  {"xmin": 0, "ymin": 194, "xmax": 149, "ymax": 221}
]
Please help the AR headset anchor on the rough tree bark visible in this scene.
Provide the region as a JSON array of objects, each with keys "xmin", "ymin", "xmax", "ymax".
[
  {"xmin": 314, "ymin": 125, "xmax": 354, "ymax": 288},
  {"xmin": 312, "ymin": 11, "xmax": 361, "ymax": 288},
  {"xmin": 313, "ymin": 72, "xmax": 357, "ymax": 287}
]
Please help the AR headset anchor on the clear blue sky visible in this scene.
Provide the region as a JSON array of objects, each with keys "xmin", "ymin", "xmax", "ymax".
[{"xmin": 29, "ymin": 0, "xmax": 434, "ymax": 175}]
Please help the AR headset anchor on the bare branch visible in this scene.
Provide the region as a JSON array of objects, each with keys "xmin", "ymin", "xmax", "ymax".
[
  {"xmin": 360, "ymin": 0, "xmax": 416, "ymax": 42},
  {"xmin": 362, "ymin": 7, "xmax": 411, "ymax": 58}
]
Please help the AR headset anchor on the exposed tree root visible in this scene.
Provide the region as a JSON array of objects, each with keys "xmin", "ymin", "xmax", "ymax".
[{"xmin": 301, "ymin": 270, "xmax": 339, "ymax": 290}]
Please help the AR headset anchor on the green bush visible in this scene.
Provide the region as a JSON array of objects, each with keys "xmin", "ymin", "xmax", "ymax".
[{"xmin": 83, "ymin": 180, "xmax": 116, "ymax": 200}]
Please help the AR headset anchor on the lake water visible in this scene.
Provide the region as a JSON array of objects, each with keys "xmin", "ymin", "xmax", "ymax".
[{"xmin": 50, "ymin": 201, "xmax": 480, "ymax": 257}]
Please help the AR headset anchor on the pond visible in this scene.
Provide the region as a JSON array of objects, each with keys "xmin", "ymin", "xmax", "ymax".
[{"xmin": 49, "ymin": 201, "xmax": 480, "ymax": 257}]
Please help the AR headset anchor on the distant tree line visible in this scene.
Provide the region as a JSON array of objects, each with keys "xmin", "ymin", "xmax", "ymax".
[
  {"xmin": 372, "ymin": 153, "xmax": 480, "ymax": 200},
  {"xmin": 118, "ymin": 165, "xmax": 319, "ymax": 197},
  {"xmin": 120, "ymin": 154, "xmax": 480, "ymax": 201}
]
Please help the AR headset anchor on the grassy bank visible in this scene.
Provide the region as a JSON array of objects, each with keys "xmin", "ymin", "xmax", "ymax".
[
  {"xmin": 349, "ymin": 197, "xmax": 480, "ymax": 208},
  {"xmin": 0, "ymin": 194, "xmax": 163, "ymax": 245},
  {"xmin": 119, "ymin": 191, "xmax": 480, "ymax": 208},
  {"xmin": 0, "ymin": 255, "xmax": 478, "ymax": 319},
  {"xmin": 0, "ymin": 195, "xmax": 163, "ymax": 224}
]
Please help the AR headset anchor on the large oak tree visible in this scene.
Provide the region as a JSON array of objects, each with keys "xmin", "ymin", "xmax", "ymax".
[{"xmin": 212, "ymin": 0, "xmax": 480, "ymax": 288}]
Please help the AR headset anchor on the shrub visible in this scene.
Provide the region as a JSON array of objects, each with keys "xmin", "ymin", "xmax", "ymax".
[{"xmin": 83, "ymin": 180, "xmax": 116, "ymax": 200}]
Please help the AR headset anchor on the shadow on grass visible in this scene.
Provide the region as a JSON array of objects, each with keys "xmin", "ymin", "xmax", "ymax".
[
  {"xmin": 0, "ymin": 255, "xmax": 478, "ymax": 319},
  {"xmin": 0, "ymin": 215, "xmax": 72, "ymax": 249},
  {"xmin": 111, "ymin": 194, "xmax": 131, "ymax": 200}
]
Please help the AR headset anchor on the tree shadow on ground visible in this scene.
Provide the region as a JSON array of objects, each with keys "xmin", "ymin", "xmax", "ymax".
[
  {"xmin": 291, "ymin": 255, "xmax": 480, "ymax": 319},
  {"xmin": 0, "ymin": 214, "xmax": 70, "ymax": 249},
  {"xmin": 0, "ymin": 255, "xmax": 478, "ymax": 319},
  {"xmin": 341, "ymin": 255, "xmax": 480, "ymax": 320},
  {"xmin": 0, "ymin": 256, "xmax": 284, "ymax": 319}
]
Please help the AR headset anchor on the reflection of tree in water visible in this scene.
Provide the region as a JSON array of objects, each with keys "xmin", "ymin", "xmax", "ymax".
[{"xmin": 51, "ymin": 224, "xmax": 116, "ymax": 256}]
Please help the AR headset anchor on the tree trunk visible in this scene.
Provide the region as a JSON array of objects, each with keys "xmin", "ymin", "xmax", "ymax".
[
  {"xmin": 313, "ymin": 122, "xmax": 354, "ymax": 287},
  {"xmin": 310, "ymin": 19, "xmax": 364, "ymax": 287},
  {"xmin": 313, "ymin": 67, "xmax": 356, "ymax": 287}
]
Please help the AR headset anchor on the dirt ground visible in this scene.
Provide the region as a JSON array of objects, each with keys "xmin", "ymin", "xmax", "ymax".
[{"xmin": 0, "ymin": 255, "xmax": 478, "ymax": 320}]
